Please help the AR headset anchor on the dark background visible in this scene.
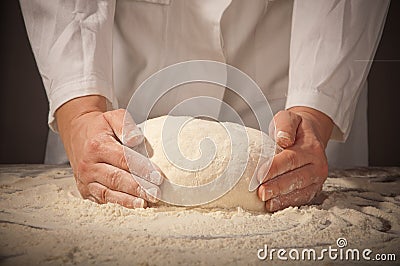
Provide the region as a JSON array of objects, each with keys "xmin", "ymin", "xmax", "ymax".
[{"xmin": 0, "ymin": 1, "xmax": 399, "ymax": 166}]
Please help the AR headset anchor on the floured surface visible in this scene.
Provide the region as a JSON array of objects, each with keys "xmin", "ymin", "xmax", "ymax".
[{"xmin": 0, "ymin": 165, "xmax": 399, "ymax": 265}]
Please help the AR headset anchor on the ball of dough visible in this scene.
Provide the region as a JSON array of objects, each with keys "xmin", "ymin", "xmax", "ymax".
[{"xmin": 139, "ymin": 115, "xmax": 276, "ymax": 212}]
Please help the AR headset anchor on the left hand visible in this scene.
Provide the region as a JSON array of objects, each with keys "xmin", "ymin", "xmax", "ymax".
[{"xmin": 257, "ymin": 106, "xmax": 334, "ymax": 212}]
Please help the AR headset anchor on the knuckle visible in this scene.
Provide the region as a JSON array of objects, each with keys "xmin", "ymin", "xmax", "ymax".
[
  {"xmin": 286, "ymin": 151, "xmax": 297, "ymax": 168},
  {"xmin": 100, "ymin": 187, "xmax": 109, "ymax": 203},
  {"xmin": 109, "ymin": 170, "xmax": 122, "ymax": 189},
  {"xmin": 118, "ymin": 150, "xmax": 128, "ymax": 168},
  {"xmin": 86, "ymin": 137, "xmax": 102, "ymax": 153},
  {"xmin": 76, "ymin": 161, "xmax": 89, "ymax": 177},
  {"xmin": 108, "ymin": 108, "xmax": 126, "ymax": 120},
  {"xmin": 114, "ymin": 108, "xmax": 126, "ymax": 115}
]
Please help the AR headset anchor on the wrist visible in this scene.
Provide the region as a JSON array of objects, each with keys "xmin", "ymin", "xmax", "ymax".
[
  {"xmin": 56, "ymin": 95, "xmax": 108, "ymax": 130},
  {"xmin": 288, "ymin": 106, "xmax": 333, "ymax": 147},
  {"xmin": 55, "ymin": 96, "xmax": 108, "ymax": 155}
]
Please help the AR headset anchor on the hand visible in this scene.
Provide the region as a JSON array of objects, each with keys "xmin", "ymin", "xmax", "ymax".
[
  {"xmin": 56, "ymin": 95, "xmax": 163, "ymax": 208},
  {"xmin": 257, "ymin": 106, "xmax": 333, "ymax": 212}
]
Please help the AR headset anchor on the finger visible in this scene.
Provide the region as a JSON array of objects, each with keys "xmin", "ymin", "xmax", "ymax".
[
  {"xmin": 86, "ymin": 138, "xmax": 164, "ymax": 185},
  {"xmin": 123, "ymin": 146, "xmax": 165, "ymax": 185},
  {"xmin": 88, "ymin": 163, "xmax": 161, "ymax": 203},
  {"xmin": 75, "ymin": 164, "xmax": 160, "ymax": 203},
  {"xmin": 258, "ymin": 164, "xmax": 322, "ymax": 202},
  {"xmin": 103, "ymin": 109, "xmax": 144, "ymax": 148},
  {"xmin": 257, "ymin": 146, "xmax": 312, "ymax": 183},
  {"xmin": 75, "ymin": 177, "xmax": 90, "ymax": 199},
  {"xmin": 131, "ymin": 138, "xmax": 154, "ymax": 158},
  {"xmin": 87, "ymin": 182, "xmax": 148, "ymax": 209},
  {"xmin": 131, "ymin": 175, "xmax": 162, "ymax": 203},
  {"xmin": 265, "ymin": 183, "xmax": 322, "ymax": 212},
  {"xmin": 269, "ymin": 110, "xmax": 302, "ymax": 148}
]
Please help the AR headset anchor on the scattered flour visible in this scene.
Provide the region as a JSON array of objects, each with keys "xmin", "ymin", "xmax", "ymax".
[{"xmin": 0, "ymin": 165, "xmax": 399, "ymax": 265}]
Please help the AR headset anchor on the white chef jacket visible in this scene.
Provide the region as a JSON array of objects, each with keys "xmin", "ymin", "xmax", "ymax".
[{"xmin": 20, "ymin": 0, "xmax": 389, "ymax": 168}]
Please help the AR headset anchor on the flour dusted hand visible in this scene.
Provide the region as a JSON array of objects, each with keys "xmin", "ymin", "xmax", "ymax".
[
  {"xmin": 56, "ymin": 96, "xmax": 164, "ymax": 208},
  {"xmin": 257, "ymin": 107, "xmax": 333, "ymax": 212}
]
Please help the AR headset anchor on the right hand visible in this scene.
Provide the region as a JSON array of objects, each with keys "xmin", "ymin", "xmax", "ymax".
[{"xmin": 56, "ymin": 95, "xmax": 163, "ymax": 208}]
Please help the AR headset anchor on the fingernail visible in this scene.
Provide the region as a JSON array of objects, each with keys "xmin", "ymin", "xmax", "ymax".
[
  {"xmin": 149, "ymin": 171, "xmax": 163, "ymax": 185},
  {"xmin": 133, "ymin": 198, "xmax": 145, "ymax": 208},
  {"xmin": 269, "ymin": 198, "xmax": 280, "ymax": 211},
  {"xmin": 276, "ymin": 130, "xmax": 291, "ymax": 140},
  {"xmin": 276, "ymin": 131, "xmax": 292, "ymax": 146},
  {"xmin": 146, "ymin": 187, "xmax": 160, "ymax": 203},
  {"xmin": 124, "ymin": 128, "xmax": 144, "ymax": 146},
  {"xmin": 129, "ymin": 128, "xmax": 144, "ymax": 140},
  {"xmin": 262, "ymin": 187, "xmax": 273, "ymax": 201}
]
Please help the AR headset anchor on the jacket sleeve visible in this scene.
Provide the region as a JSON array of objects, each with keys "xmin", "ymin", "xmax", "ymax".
[
  {"xmin": 20, "ymin": 0, "xmax": 117, "ymax": 131},
  {"xmin": 286, "ymin": 0, "xmax": 390, "ymax": 141}
]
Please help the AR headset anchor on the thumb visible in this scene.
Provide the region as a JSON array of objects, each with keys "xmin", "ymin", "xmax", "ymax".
[
  {"xmin": 269, "ymin": 110, "xmax": 302, "ymax": 148},
  {"xmin": 103, "ymin": 109, "xmax": 144, "ymax": 148}
]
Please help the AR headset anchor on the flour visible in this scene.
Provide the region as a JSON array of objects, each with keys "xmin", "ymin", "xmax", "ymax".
[{"xmin": 0, "ymin": 165, "xmax": 399, "ymax": 265}]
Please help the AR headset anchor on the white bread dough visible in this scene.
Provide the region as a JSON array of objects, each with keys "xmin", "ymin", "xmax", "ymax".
[{"xmin": 139, "ymin": 116, "xmax": 276, "ymax": 212}]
